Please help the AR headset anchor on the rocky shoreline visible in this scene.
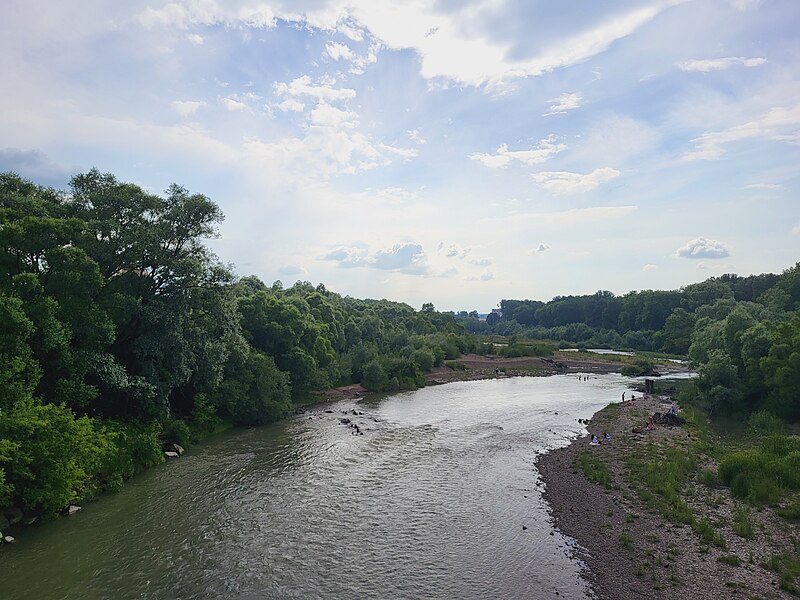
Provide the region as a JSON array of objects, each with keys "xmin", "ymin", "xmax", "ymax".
[{"xmin": 537, "ymin": 394, "xmax": 796, "ymax": 599}]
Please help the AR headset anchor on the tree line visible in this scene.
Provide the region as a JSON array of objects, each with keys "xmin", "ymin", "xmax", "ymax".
[{"xmin": 0, "ymin": 171, "xmax": 472, "ymax": 516}]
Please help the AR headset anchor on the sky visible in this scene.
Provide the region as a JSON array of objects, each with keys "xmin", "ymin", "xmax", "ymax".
[{"xmin": 1, "ymin": 0, "xmax": 798, "ymax": 311}]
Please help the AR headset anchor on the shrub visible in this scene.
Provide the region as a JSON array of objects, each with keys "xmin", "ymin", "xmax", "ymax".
[
  {"xmin": 749, "ymin": 411, "xmax": 786, "ymax": 436},
  {"xmin": 162, "ymin": 419, "xmax": 191, "ymax": 447}
]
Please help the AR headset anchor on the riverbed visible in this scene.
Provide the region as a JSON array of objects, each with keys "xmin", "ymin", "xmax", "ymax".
[{"xmin": 4, "ymin": 374, "xmax": 639, "ymax": 599}]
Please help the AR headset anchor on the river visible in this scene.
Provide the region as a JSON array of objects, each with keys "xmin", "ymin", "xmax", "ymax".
[{"xmin": 4, "ymin": 374, "xmax": 640, "ymax": 599}]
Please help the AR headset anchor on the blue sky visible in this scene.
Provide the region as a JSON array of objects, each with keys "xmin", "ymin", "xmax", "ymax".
[{"xmin": 1, "ymin": 0, "xmax": 798, "ymax": 311}]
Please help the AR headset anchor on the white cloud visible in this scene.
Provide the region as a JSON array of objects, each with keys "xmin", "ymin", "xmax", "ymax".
[
  {"xmin": 792, "ymin": 224, "xmax": 800, "ymax": 235},
  {"xmin": 310, "ymin": 103, "xmax": 358, "ymax": 128},
  {"xmin": 274, "ymin": 75, "xmax": 356, "ymax": 103},
  {"xmin": 278, "ymin": 264, "xmax": 307, "ymax": 276},
  {"xmin": 531, "ymin": 243, "xmax": 550, "ymax": 254},
  {"xmin": 676, "ymin": 237, "xmax": 731, "ymax": 259},
  {"xmin": 678, "ymin": 57, "xmax": 766, "ymax": 72},
  {"xmin": 532, "ymin": 167, "xmax": 620, "ymax": 194},
  {"xmin": 469, "ymin": 135, "xmax": 565, "ymax": 168},
  {"xmin": 407, "ymin": 129, "xmax": 426, "ymax": 145},
  {"xmin": 642, "ymin": 264, "xmax": 658, "ymax": 271},
  {"xmin": 743, "ymin": 182, "xmax": 783, "ymax": 190},
  {"xmin": 221, "ymin": 97, "xmax": 246, "ymax": 111},
  {"xmin": 469, "ymin": 257, "xmax": 493, "ymax": 267},
  {"xmin": 442, "ymin": 244, "xmax": 470, "ymax": 259},
  {"xmin": 325, "ymin": 42, "xmax": 355, "ymax": 61},
  {"xmin": 137, "ymin": 1, "xmax": 687, "ymax": 88},
  {"xmin": 171, "ymin": 100, "xmax": 206, "ymax": 116},
  {"xmin": 277, "ymin": 99, "xmax": 305, "ymax": 112},
  {"xmin": 465, "ymin": 270, "xmax": 495, "ymax": 282},
  {"xmin": 544, "ymin": 93, "xmax": 582, "ymax": 116},
  {"xmin": 685, "ymin": 105, "xmax": 800, "ymax": 160},
  {"xmin": 186, "ymin": 33, "xmax": 204, "ymax": 45},
  {"xmin": 731, "ymin": 0, "xmax": 763, "ymax": 10}
]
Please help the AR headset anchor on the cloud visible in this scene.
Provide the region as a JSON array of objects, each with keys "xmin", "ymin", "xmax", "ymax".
[
  {"xmin": 743, "ymin": 183, "xmax": 783, "ymax": 190},
  {"xmin": 792, "ymin": 224, "xmax": 800, "ymax": 235},
  {"xmin": 469, "ymin": 257, "xmax": 493, "ymax": 267},
  {"xmin": 407, "ymin": 129, "xmax": 426, "ymax": 144},
  {"xmin": 642, "ymin": 264, "xmax": 658, "ymax": 271},
  {"xmin": 171, "ymin": 100, "xmax": 206, "ymax": 116},
  {"xmin": 186, "ymin": 33, "xmax": 204, "ymax": 45},
  {"xmin": 685, "ymin": 105, "xmax": 800, "ymax": 160},
  {"xmin": 278, "ymin": 264, "xmax": 307, "ymax": 276},
  {"xmin": 310, "ymin": 103, "xmax": 359, "ymax": 128},
  {"xmin": 441, "ymin": 244, "xmax": 470, "ymax": 259},
  {"xmin": 544, "ymin": 93, "xmax": 582, "ymax": 116},
  {"xmin": 678, "ymin": 57, "xmax": 766, "ymax": 72},
  {"xmin": 465, "ymin": 270, "xmax": 495, "ymax": 282},
  {"xmin": 531, "ymin": 243, "xmax": 550, "ymax": 254},
  {"xmin": 532, "ymin": 167, "xmax": 620, "ymax": 194},
  {"xmin": 276, "ymin": 99, "xmax": 305, "ymax": 112},
  {"xmin": 676, "ymin": 237, "xmax": 731, "ymax": 259},
  {"xmin": 0, "ymin": 148, "xmax": 76, "ymax": 187},
  {"xmin": 321, "ymin": 243, "xmax": 431, "ymax": 275},
  {"xmin": 484, "ymin": 205, "xmax": 638, "ymax": 227},
  {"xmin": 138, "ymin": 1, "xmax": 687, "ymax": 88},
  {"xmin": 221, "ymin": 97, "xmax": 246, "ymax": 111},
  {"xmin": 469, "ymin": 135, "xmax": 565, "ymax": 168},
  {"xmin": 325, "ymin": 42, "xmax": 355, "ymax": 61},
  {"xmin": 274, "ymin": 75, "xmax": 356, "ymax": 103}
]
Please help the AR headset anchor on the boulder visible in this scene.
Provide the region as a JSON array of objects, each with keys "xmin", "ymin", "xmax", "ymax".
[
  {"xmin": 173, "ymin": 444, "xmax": 185, "ymax": 456},
  {"xmin": 68, "ymin": 505, "xmax": 81, "ymax": 516},
  {"xmin": 340, "ymin": 418, "xmax": 351, "ymax": 425},
  {"xmin": 164, "ymin": 451, "xmax": 179, "ymax": 458},
  {"xmin": 4, "ymin": 535, "xmax": 15, "ymax": 544},
  {"xmin": 3, "ymin": 507, "xmax": 22, "ymax": 525}
]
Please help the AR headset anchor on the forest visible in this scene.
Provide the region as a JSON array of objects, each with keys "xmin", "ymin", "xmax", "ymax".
[
  {"xmin": 0, "ymin": 171, "xmax": 472, "ymax": 516},
  {"xmin": 458, "ymin": 265, "xmax": 800, "ymax": 421}
]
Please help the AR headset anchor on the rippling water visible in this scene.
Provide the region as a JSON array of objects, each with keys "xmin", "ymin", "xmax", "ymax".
[{"xmin": 4, "ymin": 374, "xmax": 639, "ymax": 599}]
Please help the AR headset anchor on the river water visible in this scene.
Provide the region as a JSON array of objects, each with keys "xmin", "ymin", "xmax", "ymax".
[{"xmin": 4, "ymin": 374, "xmax": 639, "ymax": 600}]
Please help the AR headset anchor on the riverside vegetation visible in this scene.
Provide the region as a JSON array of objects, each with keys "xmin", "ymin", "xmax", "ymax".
[
  {"xmin": 1, "ymin": 169, "xmax": 798, "ymax": 573},
  {"xmin": 0, "ymin": 171, "xmax": 472, "ymax": 522}
]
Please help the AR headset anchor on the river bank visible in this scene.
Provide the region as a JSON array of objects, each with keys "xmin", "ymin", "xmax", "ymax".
[
  {"xmin": 537, "ymin": 394, "xmax": 797, "ymax": 599},
  {"xmin": 318, "ymin": 352, "xmax": 691, "ymax": 403}
]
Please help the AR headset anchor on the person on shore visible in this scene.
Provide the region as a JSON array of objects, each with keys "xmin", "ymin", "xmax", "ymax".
[
  {"xmin": 670, "ymin": 402, "xmax": 678, "ymax": 416},
  {"xmin": 646, "ymin": 415, "xmax": 656, "ymax": 430},
  {"xmin": 590, "ymin": 434, "xmax": 600, "ymax": 445},
  {"xmin": 603, "ymin": 432, "xmax": 611, "ymax": 442},
  {"xmin": 621, "ymin": 392, "xmax": 625, "ymax": 402}
]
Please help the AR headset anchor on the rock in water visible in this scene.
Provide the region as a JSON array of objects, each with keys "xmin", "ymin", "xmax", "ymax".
[
  {"xmin": 68, "ymin": 505, "xmax": 81, "ymax": 516},
  {"xmin": 4, "ymin": 535, "xmax": 16, "ymax": 544},
  {"xmin": 164, "ymin": 451, "xmax": 179, "ymax": 458},
  {"xmin": 173, "ymin": 444, "xmax": 185, "ymax": 456}
]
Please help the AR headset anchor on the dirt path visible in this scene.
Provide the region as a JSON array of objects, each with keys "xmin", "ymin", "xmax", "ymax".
[{"xmin": 538, "ymin": 395, "xmax": 796, "ymax": 599}]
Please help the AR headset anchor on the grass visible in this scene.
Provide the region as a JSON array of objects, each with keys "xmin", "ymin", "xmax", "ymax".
[
  {"xmin": 694, "ymin": 518, "xmax": 727, "ymax": 549},
  {"xmin": 576, "ymin": 450, "xmax": 614, "ymax": 489},
  {"xmin": 718, "ymin": 554, "xmax": 741, "ymax": 566},
  {"xmin": 765, "ymin": 553, "xmax": 800, "ymax": 594},
  {"xmin": 779, "ymin": 500, "xmax": 800, "ymax": 521},
  {"xmin": 733, "ymin": 507, "xmax": 755, "ymax": 538},
  {"xmin": 620, "ymin": 530, "xmax": 634, "ymax": 550}
]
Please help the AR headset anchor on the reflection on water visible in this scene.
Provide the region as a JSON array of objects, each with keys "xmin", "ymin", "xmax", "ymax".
[{"xmin": 4, "ymin": 374, "xmax": 641, "ymax": 599}]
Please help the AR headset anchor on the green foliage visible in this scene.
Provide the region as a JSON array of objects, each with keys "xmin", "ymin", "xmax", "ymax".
[
  {"xmin": 621, "ymin": 357, "xmax": 655, "ymax": 377},
  {"xmin": 718, "ymin": 435, "xmax": 800, "ymax": 504},
  {"xmin": 0, "ymin": 397, "xmax": 116, "ymax": 515},
  {"xmin": 749, "ymin": 410, "xmax": 787, "ymax": 436},
  {"xmin": 778, "ymin": 500, "xmax": 800, "ymax": 521},
  {"xmin": 162, "ymin": 419, "xmax": 191, "ymax": 447},
  {"xmin": 733, "ymin": 507, "xmax": 754, "ymax": 538},
  {"xmin": 766, "ymin": 553, "xmax": 800, "ymax": 594},
  {"xmin": 576, "ymin": 450, "xmax": 613, "ymax": 488}
]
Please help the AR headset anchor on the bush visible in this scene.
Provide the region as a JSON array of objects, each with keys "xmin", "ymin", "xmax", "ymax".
[
  {"xmin": 749, "ymin": 411, "xmax": 786, "ymax": 436},
  {"xmin": 162, "ymin": 419, "xmax": 191, "ymax": 447}
]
